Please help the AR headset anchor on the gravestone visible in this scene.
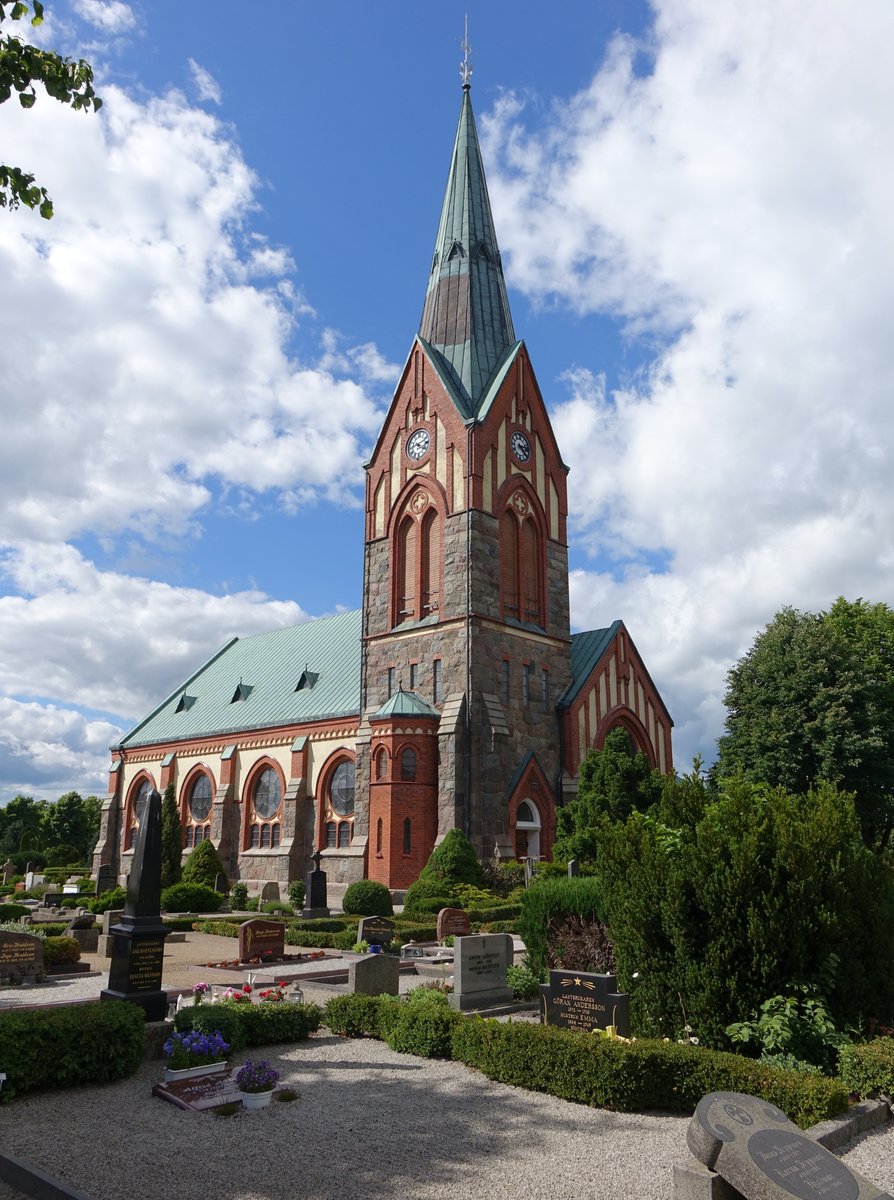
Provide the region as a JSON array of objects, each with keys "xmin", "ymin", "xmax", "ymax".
[
  {"xmin": 66, "ymin": 913, "xmax": 99, "ymax": 953},
  {"xmin": 302, "ymin": 850, "xmax": 329, "ymax": 918},
  {"xmin": 448, "ymin": 933, "xmax": 514, "ymax": 1011},
  {"xmin": 401, "ymin": 942, "xmax": 426, "ymax": 959},
  {"xmin": 567, "ymin": 859, "xmax": 580, "ymax": 878},
  {"xmin": 683, "ymin": 1091, "xmax": 890, "ymax": 1200},
  {"xmin": 98, "ymin": 906, "xmax": 125, "ymax": 956},
  {"xmin": 100, "ymin": 787, "xmax": 171, "ymax": 1021},
  {"xmin": 437, "ymin": 907, "xmax": 471, "ymax": 940},
  {"xmin": 259, "ymin": 881, "xmax": 280, "ymax": 903},
  {"xmin": 0, "ymin": 931, "xmax": 44, "ymax": 984},
  {"xmin": 95, "ymin": 864, "xmax": 116, "ymax": 895},
  {"xmin": 348, "ymin": 952, "xmax": 400, "ymax": 996},
  {"xmin": 357, "ymin": 915, "xmax": 395, "ymax": 947},
  {"xmin": 238, "ymin": 918, "xmax": 285, "ymax": 961},
  {"xmin": 214, "ymin": 872, "xmax": 227, "ymax": 894},
  {"xmin": 539, "ymin": 970, "xmax": 630, "ymax": 1036},
  {"xmin": 1, "ymin": 860, "xmax": 15, "ymax": 885},
  {"xmin": 42, "ymin": 890, "xmax": 63, "ymax": 907}
]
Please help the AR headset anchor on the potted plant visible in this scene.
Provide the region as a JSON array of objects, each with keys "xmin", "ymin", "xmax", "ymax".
[
  {"xmin": 235, "ymin": 1058, "xmax": 280, "ymax": 1108},
  {"xmin": 163, "ymin": 1029, "xmax": 230, "ymax": 1082}
]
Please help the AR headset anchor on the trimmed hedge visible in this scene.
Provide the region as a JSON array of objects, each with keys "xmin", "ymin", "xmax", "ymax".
[
  {"xmin": 0, "ymin": 903, "xmax": 29, "ymax": 921},
  {"xmin": 160, "ymin": 882, "xmax": 223, "ymax": 913},
  {"xmin": 517, "ymin": 877, "xmax": 609, "ymax": 977},
  {"xmin": 838, "ymin": 1038, "xmax": 894, "ymax": 1098},
  {"xmin": 174, "ymin": 1002, "xmax": 321, "ymax": 1054},
  {"xmin": 87, "ymin": 887, "xmax": 127, "ymax": 915},
  {"xmin": 162, "ymin": 917, "xmax": 201, "ymax": 932},
  {"xmin": 0, "ymin": 1001, "xmax": 145, "ymax": 1102},
  {"xmin": 43, "ymin": 936, "xmax": 80, "ymax": 966},
  {"xmin": 319, "ymin": 995, "xmax": 848, "ymax": 1128},
  {"xmin": 194, "ymin": 920, "xmax": 242, "ymax": 938}
]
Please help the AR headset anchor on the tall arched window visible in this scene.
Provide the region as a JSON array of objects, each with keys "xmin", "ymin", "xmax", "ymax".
[
  {"xmin": 400, "ymin": 747, "xmax": 417, "ymax": 781},
  {"xmin": 184, "ymin": 771, "xmax": 214, "ymax": 847},
  {"xmin": 499, "ymin": 493, "xmax": 544, "ymax": 628},
  {"xmin": 320, "ymin": 754, "xmax": 356, "ymax": 850},
  {"xmin": 375, "ymin": 747, "xmax": 389, "ymax": 780},
  {"xmin": 246, "ymin": 764, "xmax": 282, "ymax": 850},
  {"xmin": 393, "ymin": 489, "xmax": 442, "ymax": 625},
  {"xmin": 125, "ymin": 777, "xmax": 154, "ymax": 850}
]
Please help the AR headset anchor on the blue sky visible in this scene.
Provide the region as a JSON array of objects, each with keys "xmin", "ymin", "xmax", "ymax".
[{"xmin": 1, "ymin": 0, "xmax": 893, "ymax": 801}]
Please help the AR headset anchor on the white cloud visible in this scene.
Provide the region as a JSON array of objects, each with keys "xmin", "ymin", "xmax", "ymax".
[
  {"xmin": 0, "ymin": 697, "xmax": 124, "ymax": 801},
  {"xmin": 486, "ymin": 0, "xmax": 894, "ymax": 766},
  {"xmin": 72, "ymin": 0, "xmax": 136, "ymax": 34},
  {"xmin": 188, "ymin": 57, "xmax": 222, "ymax": 106}
]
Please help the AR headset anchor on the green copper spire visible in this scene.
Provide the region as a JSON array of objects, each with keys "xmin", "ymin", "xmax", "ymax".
[{"xmin": 419, "ymin": 84, "xmax": 517, "ymax": 416}]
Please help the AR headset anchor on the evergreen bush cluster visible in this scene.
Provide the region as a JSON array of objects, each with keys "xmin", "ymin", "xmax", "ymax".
[
  {"xmin": 181, "ymin": 839, "xmax": 227, "ymax": 890},
  {"xmin": 229, "ymin": 881, "xmax": 248, "ymax": 910},
  {"xmin": 0, "ymin": 1001, "xmax": 145, "ymax": 1101},
  {"xmin": 517, "ymin": 877, "xmax": 610, "ymax": 977},
  {"xmin": 838, "ymin": 1038, "xmax": 894, "ymax": 1098},
  {"xmin": 0, "ymin": 903, "xmax": 29, "ymax": 921},
  {"xmin": 404, "ymin": 829, "xmax": 481, "ymax": 916},
  {"xmin": 160, "ymin": 882, "xmax": 223, "ymax": 913},
  {"xmin": 86, "ymin": 886, "xmax": 127, "ymax": 914},
  {"xmin": 341, "ymin": 880, "xmax": 393, "ymax": 917}
]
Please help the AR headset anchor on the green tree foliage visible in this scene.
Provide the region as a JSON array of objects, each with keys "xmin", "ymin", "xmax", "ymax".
[
  {"xmin": 424, "ymin": 828, "xmax": 481, "ymax": 886},
  {"xmin": 0, "ymin": 791, "xmax": 99, "ymax": 861},
  {"xmin": 181, "ymin": 838, "xmax": 227, "ymax": 890},
  {"xmin": 594, "ymin": 774, "xmax": 894, "ymax": 1048},
  {"xmin": 342, "ymin": 879, "xmax": 393, "ymax": 917},
  {"xmin": 717, "ymin": 598, "xmax": 894, "ymax": 849},
  {"xmin": 554, "ymin": 727, "xmax": 663, "ymax": 863},
  {"xmin": 160, "ymin": 783, "xmax": 182, "ymax": 890},
  {"xmin": 0, "ymin": 1, "xmax": 101, "ymax": 217},
  {"xmin": 0, "ymin": 794, "xmax": 46, "ymax": 855},
  {"xmin": 44, "ymin": 791, "xmax": 97, "ymax": 861}
]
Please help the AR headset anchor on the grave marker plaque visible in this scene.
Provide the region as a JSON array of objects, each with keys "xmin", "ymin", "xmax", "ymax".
[
  {"xmin": 539, "ymin": 970, "xmax": 630, "ymax": 1037},
  {"xmin": 448, "ymin": 933, "xmax": 514, "ymax": 1011},
  {"xmin": 302, "ymin": 849, "xmax": 330, "ymax": 918},
  {"xmin": 238, "ymin": 918, "xmax": 285, "ymax": 961},
  {"xmin": 96, "ymin": 864, "xmax": 116, "ymax": 896},
  {"xmin": 686, "ymin": 1091, "xmax": 891, "ymax": 1200},
  {"xmin": 437, "ymin": 907, "xmax": 472, "ymax": 940},
  {"xmin": 357, "ymin": 915, "xmax": 395, "ymax": 947},
  {"xmin": 0, "ymin": 931, "xmax": 44, "ymax": 984}
]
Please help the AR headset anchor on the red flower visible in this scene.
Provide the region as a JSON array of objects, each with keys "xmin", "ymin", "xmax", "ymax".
[{"xmin": 243, "ymin": 983, "xmax": 252, "ymax": 993}]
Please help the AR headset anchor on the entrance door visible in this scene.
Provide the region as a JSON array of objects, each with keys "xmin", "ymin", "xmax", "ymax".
[{"xmin": 515, "ymin": 799, "xmax": 541, "ymax": 860}]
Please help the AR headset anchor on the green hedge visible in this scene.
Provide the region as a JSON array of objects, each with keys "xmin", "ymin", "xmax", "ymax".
[
  {"xmin": 30, "ymin": 921, "xmax": 68, "ymax": 937},
  {"xmin": 194, "ymin": 920, "xmax": 242, "ymax": 938},
  {"xmin": 466, "ymin": 904, "xmax": 521, "ymax": 923},
  {"xmin": 162, "ymin": 917, "xmax": 201, "ymax": 932},
  {"xmin": 838, "ymin": 1038, "xmax": 894, "ymax": 1098},
  {"xmin": 319, "ymin": 995, "xmax": 847, "ymax": 1128},
  {"xmin": 0, "ymin": 903, "xmax": 29, "ymax": 921},
  {"xmin": 0, "ymin": 1001, "xmax": 145, "ymax": 1102},
  {"xmin": 43, "ymin": 936, "xmax": 80, "ymax": 966},
  {"xmin": 292, "ymin": 918, "xmax": 349, "ymax": 933},
  {"xmin": 517, "ymin": 877, "xmax": 608, "ymax": 977},
  {"xmin": 160, "ymin": 882, "xmax": 223, "ymax": 913},
  {"xmin": 174, "ymin": 1002, "xmax": 321, "ymax": 1054}
]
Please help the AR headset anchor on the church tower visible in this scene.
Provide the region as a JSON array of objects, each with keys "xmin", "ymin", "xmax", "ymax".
[{"xmin": 357, "ymin": 76, "xmax": 573, "ymax": 886}]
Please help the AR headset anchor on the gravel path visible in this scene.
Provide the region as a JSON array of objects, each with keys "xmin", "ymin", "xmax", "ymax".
[{"xmin": 1, "ymin": 934, "xmax": 891, "ymax": 1200}]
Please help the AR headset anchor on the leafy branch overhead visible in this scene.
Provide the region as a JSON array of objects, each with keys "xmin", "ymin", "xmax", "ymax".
[{"xmin": 0, "ymin": 0, "xmax": 102, "ymax": 218}]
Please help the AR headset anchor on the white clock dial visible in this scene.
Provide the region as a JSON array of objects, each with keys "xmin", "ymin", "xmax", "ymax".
[
  {"xmin": 511, "ymin": 431, "xmax": 531, "ymax": 462},
  {"xmin": 406, "ymin": 429, "xmax": 431, "ymax": 460}
]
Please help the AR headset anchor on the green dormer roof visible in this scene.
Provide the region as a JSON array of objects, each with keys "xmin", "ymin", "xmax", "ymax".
[
  {"xmin": 418, "ymin": 85, "xmax": 516, "ymax": 415},
  {"xmin": 372, "ymin": 688, "xmax": 440, "ymax": 720},
  {"xmin": 116, "ymin": 609, "xmax": 362, "ymax": 749}
]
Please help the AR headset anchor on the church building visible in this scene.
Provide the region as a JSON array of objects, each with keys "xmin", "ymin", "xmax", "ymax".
[{"xmin": 92, "ymin": 77, "xmax": 673, "ymax": 895}]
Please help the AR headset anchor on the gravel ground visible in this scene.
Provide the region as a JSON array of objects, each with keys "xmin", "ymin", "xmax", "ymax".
[{"xmin": 0, "ymin": 934, "xmax": 892, "ymax": 1200}]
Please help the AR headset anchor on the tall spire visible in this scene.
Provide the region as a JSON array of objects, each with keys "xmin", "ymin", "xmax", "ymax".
[{"xmin": 418, "ymin": 75, "xmax": 517, "ymax": 415}]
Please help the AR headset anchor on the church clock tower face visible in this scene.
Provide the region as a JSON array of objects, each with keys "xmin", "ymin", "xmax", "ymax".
[
  {"xmin": 406, "ymin": 428, "xmax": 431, "ymax": 461},
  {"xmin": 510, "ymin": 430, "xmax": 531, "ymax": 463}
]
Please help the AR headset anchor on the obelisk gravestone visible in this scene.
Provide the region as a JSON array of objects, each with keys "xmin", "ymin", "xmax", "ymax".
[{"xmin": 100, "ymin": 787, "xmax": 171, "ymax": 1020}]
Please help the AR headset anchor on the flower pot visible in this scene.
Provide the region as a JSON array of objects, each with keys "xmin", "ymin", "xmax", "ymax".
[
  {"xmin": 239, "ymin": 1089, "xmax": 274, "ymax": 1109},
  {"xmin": 164, "ymin": 1061, "xmax": 227, "ymax": 1083}
]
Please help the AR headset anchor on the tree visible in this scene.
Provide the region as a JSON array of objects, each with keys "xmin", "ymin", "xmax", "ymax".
[
  {"xmin": 1, "ymin": 1, "xmax": 101, "ymax": 218},
  {"xmin": 0, "ymin": 794, "xmax": 46, "ymax": 855},
  {"xmin": 44, "ymin": 791, "xmax": 96, "ymax": 861},
  {"xmin": 181, "ymin": 838, "xmax": 227, "ymax": 890},
  {"xmin": 160, "ymin": 783, "xmax": 182, "ymax": 890},
  {"xmin": 717, "ymin": 598, "xmax": 894, "ymax": 849}
]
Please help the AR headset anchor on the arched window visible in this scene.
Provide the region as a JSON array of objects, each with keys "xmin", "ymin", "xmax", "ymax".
[
  {"xmin": 375, "ymin": 748, "xmax": 388, "ymax": 780},
  {"xmin": 400, "ymin": 747, "xmax": 417, "ymax": 782},
  {"xmin": 184, "ymin": 771, "xmax": 214, "ymax": 847},
  {"xmin": 393, "ymin": 490, "xmax": 442, "ymax": 625},
  {"xmin": 337, "ymin": 821, "xmax": 351, "ymax": 848},
  {"xmin": 125, "ymin": 777, "xmax": 153, "ymax": 850},
  {"xmin": 376, "ymin": 817, "xmax": 383, "ymax": 855},
  {"xmin": 403, "ymin": 818, "xmax": 412, "ymax": 855},
  {"xmin": 499, "ymin": 494, "xmax": 544, "ymax": 628},
  {"xmin": 320, "ymin": 754, "xmax": 356, "ymax": 851},
  {"xmin": 326, "ymin": 821, "xmax": 337, "ymax": 848},
  {"xmin": 246, "ymin": 764, "xmax": 283, "ymax": 849}
]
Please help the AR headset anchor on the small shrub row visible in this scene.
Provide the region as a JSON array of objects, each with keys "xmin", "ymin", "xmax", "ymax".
[
  {"xmin": 42, "ymin": 936, "xmax": 80, "ymax": 966},
  {"xmin": 86, "ymin": 887, "xmax": 127, "ymax": 914},
  {"xmin": 477, "ymin": 920, "xmax": 518, "ymax": 934},
  {"xmin": 174, "ymin": 1002, "xmax": 321, "ymax": 1053},
  {"xmin": 838, "ymin": 1038, "xmax": 894, "ymax": 1098},
  {"xmin": 0, "ymin": 903, "xmax": 29, "ymax": 921},
  {"xmin": 162, "ymin": 917, "xmax": 201, "ymax": 932},
  {"xmin": 466, "ymin": 904, "xmax": 521, "ymax": 923},
  {"xmin": 31, "ymin": 921, "xmax": 68, "ymax": 937},
  {"xmin": 320, "ymin": 995, "xmax": 847, "ymax": 1127},
  {"xmin": 292, "ymin": 918, "xmax": 348, "ymax": 933},
  {"xmin": 0, "ymin": 1001, "xmax": 145, "ymax": 1101},
  {"xmin": 194, "ymin": 920, "xmax": 242, "ymax": 938}
]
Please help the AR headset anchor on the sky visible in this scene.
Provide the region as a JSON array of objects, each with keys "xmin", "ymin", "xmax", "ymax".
[{"xmin": 1, "ymin": 0, "xmax": 893, "ymax": 804}]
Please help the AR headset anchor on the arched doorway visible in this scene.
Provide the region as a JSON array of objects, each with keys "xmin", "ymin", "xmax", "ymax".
[{"xmin": 515, "ymin": 798, "xmax": 541, "ymax": 860}]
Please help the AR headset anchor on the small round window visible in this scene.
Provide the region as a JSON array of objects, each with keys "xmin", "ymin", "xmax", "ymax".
[
  {"xmin": 189, "ymin": 775, "xmax": 213, "ymax": 822},
  {"xmin": 253, "ymin": 767, "xmax": 282, "ymax": 819},
  {"xmin": 329, "ymin": 760, "xmax": 355, "ymax": 817}
]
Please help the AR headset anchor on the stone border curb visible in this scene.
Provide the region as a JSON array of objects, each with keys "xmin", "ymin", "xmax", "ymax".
[{"xmin": 0, "ymin": 1151, "xmax": 92, "ymax": 1200}]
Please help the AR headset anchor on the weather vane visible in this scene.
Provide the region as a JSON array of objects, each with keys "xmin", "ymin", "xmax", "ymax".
[{"xmin": 460, "ymin": 14, "xmax": 472, "ymax": 89}]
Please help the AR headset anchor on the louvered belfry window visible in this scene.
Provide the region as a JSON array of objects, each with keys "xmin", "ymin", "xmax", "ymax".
[
  {"xmin": 500, "ymin": 510, "xmax": 519, "ymax": 619},
  {"xmin": 398, "ymin": 516, "xmax": 417, "ymax": 621},
  {"xmin": 523, "ymin": 520, "xmax": 542, "ymax": 625},
  {"xmin": 421, "ymin": 507, "xmax": 440, "ymax": 614},
  {"xmin": 395, "ymin": 491, "xmax": 442, "ymax": 625},
  {"xmin": 500, "ymin": 500, "xmax": 544, "ymax": 628}
]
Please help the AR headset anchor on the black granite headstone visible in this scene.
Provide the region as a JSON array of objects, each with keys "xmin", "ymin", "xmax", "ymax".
[
  {"xmin": 100, "ymin": 787, "xmax": 171, "ymax": 1021},
  {"xmin": 357, "ymin": 915, "xmax": 395, "ymax": 946},
  {"xmin": 539, "ymin": 970, "xmax": 631, "ymax": 1036},
  {"xmin": 567, "ymin": 859, "xmax": 580, "ymax": 877},
  {"xmin": 96, "ymin": 863, "xmax": 116, "ymax": 895},
  {"xmin": 214, "ymin": 872, "xmax": 227, "ymax": 894},
  {"xmin": 302, "ymin": 850, "xmax": 329, "ymax": 917}
]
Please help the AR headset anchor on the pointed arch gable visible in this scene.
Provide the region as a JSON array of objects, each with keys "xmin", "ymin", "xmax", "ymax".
[{"xmin": 506, "ymin": 751, "xmax": 555, "ymax": 861}]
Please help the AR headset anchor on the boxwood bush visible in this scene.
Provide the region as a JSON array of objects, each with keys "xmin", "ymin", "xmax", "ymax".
[
  {"xmin": 838, "ymin": 1038, "xmax": 894, "ymax": 1098},
  {"xmin": 0, "ymin": 903, "xmax": 29, "ymax": 921},
  {"xmin": 342, "ymin": 880, "xmax": 394, "ymax": 917},
  {"xmin": 0, "ymin": 1001, "xmax": 145, "ymax": 1101},
  {"xmin": 174, "ymin": 1001, "xmax": 321, "ymax": 1052},
  {"xmin": 87, "ymin": 886, "xmax": 127, "ymax": 915},
  {"xmin": 161, "ymin": 882, "xmax": 223, "ymax": 913},
  {"xmin": 43, "ymin": 936, "xmax": 80, "ymax": 966}
]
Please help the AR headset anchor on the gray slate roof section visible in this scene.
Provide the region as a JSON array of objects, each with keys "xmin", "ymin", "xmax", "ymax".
[
  {"xmin": 418, "ymin": 86, "xmax": 516, "ymax": 415},
  {"xmin": 117, "ymin": 609, "xmax": 362, "ymax": 749}
]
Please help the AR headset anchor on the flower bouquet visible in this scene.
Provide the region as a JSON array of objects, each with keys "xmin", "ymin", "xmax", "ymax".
[
  {"xmin": 258, "ymin": 982, "xmax": 287, "ymax": 1003},
  {"xmin": 191, "ymin": 981, "xmax": 210, "ymax": 1006},
  {"xmin": 162, "ymin": 1029, "xmax": 230, "ymax": 1082},
  {"xmin": 235, "ymin": 1059, "xmax": 280, "ymax": 1108}
]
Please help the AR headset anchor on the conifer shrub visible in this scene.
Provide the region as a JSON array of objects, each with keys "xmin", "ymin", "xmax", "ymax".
[
  {"xmin": 342, "ymin": 880, "xmax": 393, "ymax": 917},
  {"xmin": 161, "ymin": 882, "xmax": 223, "ymax": 913},
  {"xmin": 0, "ymin": 1001, "xmax": 144, "ymax": 1101},
  {"xmin": 324, "ymin": 994, "xmax": 387, "ymax": 1038},
  {"xmin": 174, "ymin": 1004, "xmax": 245, "ymax": 1053},
  {"xmin": 425, "ymin": 828, "xmax": 481, "ymax": 885},
  {"xmin": 87, "ymin": 886, "xmax": 127, "ymax": 914},
  {"xmin": 287, "ymin": 880, "xmax": 306, "ymax": 909},
  {"xmin": 838, "ymin": 1038, "xmax": 894, "ymax": 1098},
  {"xmin": 229, "ymin": 881, "xmax": 248, "ymax": 910},
  {"xmin": 402, "ymin": 873, "xmax": 456, "ymax": 916},
  {"xmin": 517, "ymin": 877, "xmax": 611, "ymax": 977},
  {"xmin": 384, "ymin": 1000, "xmax": 460, "ymax": 1059},
  {"xmin": 181, "ymin": 839, "xmax": 227, "ymax": 890}
]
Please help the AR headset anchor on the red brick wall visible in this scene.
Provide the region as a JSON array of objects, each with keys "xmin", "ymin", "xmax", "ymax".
[{"xmin": 367, "ymin": 720, "xmax": 439, "ymax": 888}]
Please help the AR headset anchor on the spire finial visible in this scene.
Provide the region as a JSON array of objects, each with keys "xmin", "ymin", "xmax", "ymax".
[{"xmin": 460, "ymin": 14, "xmax": 472, "ymax": 90}]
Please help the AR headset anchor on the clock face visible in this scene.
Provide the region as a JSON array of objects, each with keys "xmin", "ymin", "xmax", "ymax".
[
  {"xmin": 406, "ymin": 428, "xmax": 431, "ymax": 460},
  {"xmin": 511, "ymin": 431, "xmax": 531, "ymax": 463}
]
